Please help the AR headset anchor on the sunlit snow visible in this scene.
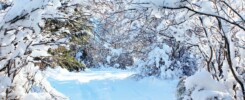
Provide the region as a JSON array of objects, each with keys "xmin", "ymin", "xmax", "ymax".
[{"xmin": 46, "ymin": 67, "xmax": 178, "ymax": 100}]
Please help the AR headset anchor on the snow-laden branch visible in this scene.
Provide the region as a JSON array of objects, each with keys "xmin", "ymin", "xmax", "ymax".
[{"xmin": 162, "ymin": 5, "xmax": 245, "ymax": 31}]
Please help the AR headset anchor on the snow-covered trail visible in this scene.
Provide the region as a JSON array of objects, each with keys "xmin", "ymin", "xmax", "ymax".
[{"xmin": 46, "ymin": 67, "xmax": 178, "ymax": 100}]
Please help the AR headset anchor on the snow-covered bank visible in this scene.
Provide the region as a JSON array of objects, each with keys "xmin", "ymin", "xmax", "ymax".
[{"xmin": 46, "ymin": 67, "xmax": 178, "ymax": 100}]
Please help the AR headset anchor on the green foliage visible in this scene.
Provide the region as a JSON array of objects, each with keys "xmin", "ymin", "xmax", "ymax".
[
  {"xmin": 44, "ymin": 17, "xmax": 92, "ymax": 33},
  {"xmin": 43, "ymin": 6, "xmax": 92, "ymax": 71},
  {"xmin": 48, "ymin": 46, "xmax": 86, "ymax": 71},
  {"xmin": 71, "ymin": 33, "xmax": 90, "ymax": 45}
]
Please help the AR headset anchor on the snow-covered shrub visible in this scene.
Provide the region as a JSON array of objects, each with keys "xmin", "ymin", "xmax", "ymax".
[
  {"xmin": 168, "ymin": 41, "xmax": 198, "ymax": 77},
  {"xmin": 136, "ymin": 44, "xmax": 170, "ymax": 78},
  {"xmin": 136, "ymin": 42, "xmax": 198, "ymax": 79},
  {"xmin": 177, "ymin": 70, "xmax": 232, "ymax": 100}
]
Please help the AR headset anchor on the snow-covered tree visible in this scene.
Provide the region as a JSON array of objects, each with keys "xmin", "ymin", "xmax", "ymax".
[{"xmin": 0, "ymin": 0, "xmax": 91, "ymax": 99}]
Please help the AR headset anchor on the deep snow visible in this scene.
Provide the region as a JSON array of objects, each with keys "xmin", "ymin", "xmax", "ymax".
[{"xmin": 46, "ymin": 67, "xmax": 178, "ymax": 100}]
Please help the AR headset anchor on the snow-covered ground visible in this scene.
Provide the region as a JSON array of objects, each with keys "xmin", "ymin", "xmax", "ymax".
[{"xmin": 46, "ymin": 67, "xmax": 178, "ymax": 100}]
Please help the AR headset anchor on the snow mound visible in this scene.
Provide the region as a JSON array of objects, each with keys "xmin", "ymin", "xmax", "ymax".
[{"xmin": 184, "ymin": 70, "xmax": 232, "ymax": 100}]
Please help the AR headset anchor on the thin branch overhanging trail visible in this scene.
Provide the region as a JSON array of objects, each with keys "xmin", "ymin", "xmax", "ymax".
[{"xmin": 162, "ymin": 6, "xmax": 245, "ymax": 31}]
